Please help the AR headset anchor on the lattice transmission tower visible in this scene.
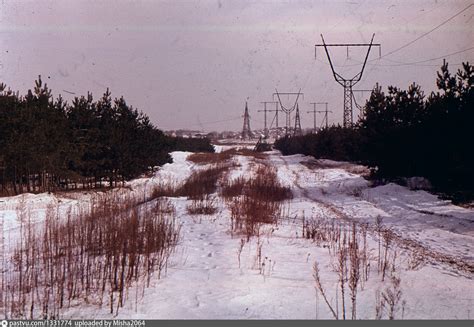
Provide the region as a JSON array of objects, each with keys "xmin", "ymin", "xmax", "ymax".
[
  {"xmin": 273, "ymin": 90, "xmax": 303, "ymax": 136},
  {"xmin": 315, "ymin": 34, "xmax": 381, "ymax": 128},
  {"xmin": 241, "ymin": 101, "xmax": 253, "ymax": 139},
  {"xmin": 293, "ymin": 104, "xmax": 302, "ymax": 136}
]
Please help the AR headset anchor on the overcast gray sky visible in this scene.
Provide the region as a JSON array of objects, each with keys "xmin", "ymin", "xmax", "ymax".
[{"xmin": 0, "ymin": 0, "xmax": 473, "ymax": 131}]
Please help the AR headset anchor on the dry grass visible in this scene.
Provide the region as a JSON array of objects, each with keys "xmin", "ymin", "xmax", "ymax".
[
  {"xmin": 229, "ymin": 195, "xmax": 283, "ymax": 241},
  {"xmin": 148, "ymin": 163, "xmax": 232, "ymax": 202},
  {"xmin": 150, "ymin": 180, "xmax": 180, "ymax": 198},
  {"xmin": 307, "ymin": 216, "xmax": 408, "ymax": 320},
  {"xmin": 4, "ymin": 195, "xmax": 180, "ymax": 319},
  {"xmin": 220, "ymin": 177, "xmax": 246, "ymax": 201},
  {"xmin": 230, "ymin": 148, "xmax": 267, "ymax": 159},
  {"xmin": 187, "ymin": 151, "xmax": 233, "ymax": 165},
  {"xmin": 221, "ymin": 165, "xmax": 292, "ymax": 203},
  {"xmin": 176, "ymin": 164, "xmax": 229, "ymax": 200},
  {"xmin": 187, "ymin": 148, "xmax": 267, "ymax": 165},
  {"xmin": 226, "ymin": 164, "xmax": 292, "ymax": 240},
  {"xmin": 246, "ymin": 165, "xmax": 292, "ymax": 202},
  {"xmin": 186, "ymin": 195, "xmax": 218, "ymax": 215}
]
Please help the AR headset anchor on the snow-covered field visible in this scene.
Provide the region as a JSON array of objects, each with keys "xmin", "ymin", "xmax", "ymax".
[{"xmin": 1, "ymin": 148, "xmax": 473, "ymax": 319}]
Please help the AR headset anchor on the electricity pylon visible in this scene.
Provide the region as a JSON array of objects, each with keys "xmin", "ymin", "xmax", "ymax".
[
  {"xmin": 259, "ymin": 101, "xmax": 278, "ymax": 139},
  {"xmin": 273, "ymin": 90, "xmax": 303, "ymax": 136},
  {"xmin": 294, "ymin": 104, "xmax": 302, "ymax": 136},
  {"xmin": 315, "ymin": 34, "xmax": 381, "ymax": 128},
  {"xmin": 241, "ymin": 101, "xmax": 253, "ymax": 139}
]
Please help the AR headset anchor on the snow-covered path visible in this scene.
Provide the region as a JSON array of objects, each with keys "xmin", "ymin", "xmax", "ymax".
[{"xmin": 270, "ymin": 152, "xmax": 474, "ymax": 272}]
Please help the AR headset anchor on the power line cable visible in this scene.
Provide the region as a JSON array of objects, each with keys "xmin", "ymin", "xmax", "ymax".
[
  {"xmin": 376, "ymin": 46, "xmax": 474, "ymax": 66},
  {"xmin": 315, "ymin": 4, "xmax": 473, "ymax": 68},
  {"xmin": 185, "ymin": 116, "xmax": 241, "ymax": 127},
  {"xmin": 381, "ymin": 3, "xmax": 474, "ymax": 59},
  {"xmin": 344, "ymin": 46, "xmax": 474, "ymax": 68}
]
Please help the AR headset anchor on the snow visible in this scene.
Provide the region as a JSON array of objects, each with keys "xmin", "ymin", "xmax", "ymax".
[
  {"xmin": 2, "ymin": 148, "xmax": 473, "ymax": 319},
  {"xmin": 272, "ymin": 153, "xmax": 474, "ymax": 264}
]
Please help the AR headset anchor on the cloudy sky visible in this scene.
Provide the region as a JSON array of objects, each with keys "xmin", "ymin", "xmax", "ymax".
[{"xmin": 0, "ymin": 0, "xmax": 473, "ymax": 131}]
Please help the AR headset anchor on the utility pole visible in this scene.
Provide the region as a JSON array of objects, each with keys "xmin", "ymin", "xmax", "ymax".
[
  {"xmin": 273, "ymin": 90, "xmax": 303, "ymax": 136},
  {"xmin": 309, "ymin": 102, "xmax": 332, "ymax": 131},
  {"xmin": 259, "ymin": 101, "xmax": 278, "ymax": 139},
  {"xmin": 241, "ymin": 101, "xmax": 253, "ymax": 140},
  {"xmin": 308, "ymin": 105, "xmax": 317, "ymax": 133},
  {"xmin": 259, "ymin": 103, "xmax": 268, "ymax": 139},
  {"xmin": 321, "ymin": 104, "xmax": 332, "ymax": 129},
  {"xmin": 268, "ymin": 102, "xmax": 279, "ymax": 130},
  {"xmin": 315, "ymin": 34, "xmax": 381, "ymax": 128}
]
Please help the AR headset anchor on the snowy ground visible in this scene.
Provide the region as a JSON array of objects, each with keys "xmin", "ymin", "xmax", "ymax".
[
  {"xmin": 272, "ymin": 153, "xmax": 474, "ymax": 268},
  {"xmin": 1, "ymin": 148, "xmax": 473, "ymax": 319}
]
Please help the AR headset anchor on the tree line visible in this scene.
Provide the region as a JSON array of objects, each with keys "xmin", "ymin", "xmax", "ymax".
[
  {"xmin": 275, "ymin": 61, "xmax": 473, "ymax": 202},
  {"xmin": 0, "ymin": 76, "xmax": 213, "ymax": 195}
]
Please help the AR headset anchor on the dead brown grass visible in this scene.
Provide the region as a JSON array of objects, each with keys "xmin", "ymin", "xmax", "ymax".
[
  {"xmin": 187, "ymin": 151, "xmax": 233, "ymax": 165},
  {"xmin": 186, "ymin": 195, "xmax": 218, "ymax": 215},
  {"xmin": 226, "ymin": 164, "xmax": 292, "ymax": 240},
  {"xmin": 187, "ymin": 148, "xmax": 266, "ymax": 165},
  {"xmin": 229, "ymin": 195, "xmax": 283, "ymax": 241},
  {"xmin": 220, "ymin": 176, "xmax": 246, "ymax": 201},
  {"xmin": 5, "ymin": 195, "xmax": 180, "ymax": 319},
  {"xmin": 150, "ymin": 180, "xmax": 180, "ymax": 198},
  {"xmin": 150, "ymin": 162, "xmax": 233, "ymax": 201},
  {"xmin": 221, "ymin": 165, "xmax": 292, "ymax": 202},
  {"xmin": 246, "ymin": 165, "xmax": 292, "ymax": 202},
  {"xmin": 176, "ymin": 164, "xmax": 229, "ymax": 200}
]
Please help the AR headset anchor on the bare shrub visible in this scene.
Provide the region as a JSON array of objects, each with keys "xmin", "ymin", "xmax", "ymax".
[
  {"xmin": 360, "ymin": 223, "xmax": 370, "ymax": 286},
  {"xmin": 336, "ymin": 233, "xmax": 347, "ymax": 320},
  {"xmin": 381, "ymin": 230, "xmax": 393, "ymax": 281},
  {"xmin": 313, "ymin": 262, "xmax": 338, "ymax": 319},
  {"xmin": 254, "ymin": 237, "xmax": 264, "ymax": 272},
  {"xmin": 307, "ymin": 217, "xmax": 405, "ymax": 320},
  {"xmin": 375, "ymin": 216, "xmax": 383, "ymax": 274},
  {"xmin": 376, "ymin": 273, "xmax": 404, "ymax": 320},
  {"xmin": 348, "ymin": 223, "xmax": 360, "ymax": 320},
  {"xmin": 407, "ymin": 249, "xmax": 426, "ymax": 271}
]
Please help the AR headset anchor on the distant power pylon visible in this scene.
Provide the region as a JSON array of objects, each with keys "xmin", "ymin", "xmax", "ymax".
[
  {"xmin": 293, "ymin": 104, "xmax": 302, "ymax": 136},
  {"xmin": 308, "ymin": 102, "xmax": 332, "ymax": 132},
  {"xmin": 241, "ymin": 101, "xmax": 253, "ymax": 139},
  {"xmin": 274, "ymin": 90, "xmax": 303, "ymax": 136},
  {"xmin": 315, "ymin": 34, "xmax": 381, "ymax": 128}
]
